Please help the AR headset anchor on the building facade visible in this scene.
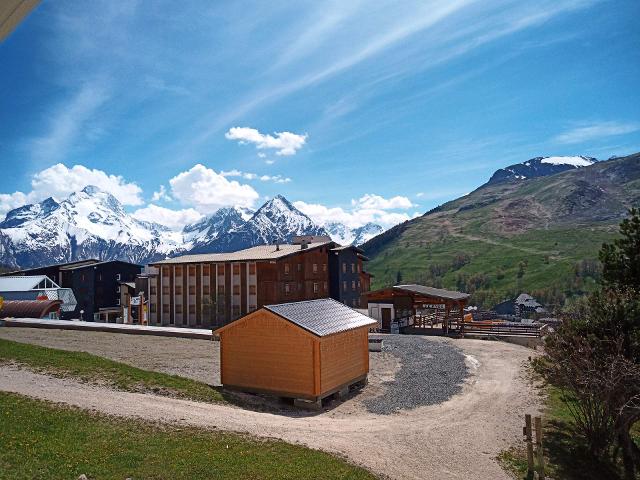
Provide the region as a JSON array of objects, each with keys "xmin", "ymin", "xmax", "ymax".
[
  {"xmin": 148, "ymin": 239, "xmax": 372, "ymax": 328},
  {"xmin": 328, "ymin": 245, "xmax": 368, "ymax": 308}
]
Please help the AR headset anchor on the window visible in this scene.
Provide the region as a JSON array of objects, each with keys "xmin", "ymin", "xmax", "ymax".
[
  {"xmin": 150, "ymin": 303, "xmax": 157, "ymax": 313},
  {"xmin": 357, "ymin": 281, "xmax": 361, "ymax": 289},
  {"xmin": 175, "ymin": 285, "xmax": 182, "ymax": 295},
  {"xmin": 189, "ymin": 305, "xmax": 196, "ymax": 315},
  {"xmin": 351, "ymin": 263, "xmax": 355, "ymax": 273},
  {"xmin": 342, "ymin": 262, "xmax": 346, "ymax": 273},
  {"xmin": 162, "ymin": 267, "xmax": 169, "ymax": 277},
  {"xmin": 233, "ymin": 285, "xmax": 240, "ymax": 295},
  {"xmin": 313, "ymin": 282, "xmax": 318, "ymax": 293},
  {"xmin": 202, "ymin": 265, "xmax": 210, "ymax": 276},
  {"xmin": 249, "ymin": 263, "xmax": 256, "ymax": 275},
  {"xmin": 217, "ymin": 285, "xmax": 224, "ymax": 294},
  {"xmin": 98, "ymin": 273, "xmax": 102, "ymax": 281},
  {"xmin": 322, "ymin": 263, "xmax": 327, "ymax": 272},
  {"xmin": 343, "ymin": 281, "xmax": 347, "ymax": 292},
  {"xmin": 233, "ymin": 264, "xmax": 240, "ymax": 275},
  {"xmin": 357, "ymin": 263, "xmax": 361, "ymax": 273},
  {"xmin": 297, "ymin": 263, "xmax": 302, "ymax": 272},
  {"xmin": 150, "ymin": 285, "xmax": 157, "ymax": 295},
  {"xmin": 116, "ymin": 273, "xmax": 121, "ymax": 281},
  {"xmin": 162, "ymin": 304, "xmax": 169, "ymax": 314},
  {"xmin": 188, "ymin": 266, "xmax": 196, "ymax": 277},
  {"xmin": 175, "ymin": 266, "xmax": 182, "ymax": 276},
  {"xmin": 284, "ymin": 263, "xmax": 290, "ymax": 274},
  {"xmin": 116, "ymin": 286, "xmax": 120, "ymax": 293},
  {"xmin": 175, "ymin": 304, "xmax": 182, "ymax": 314},
  {"xmin": 218, "ymin": 264, "xmax": 225, "ymax": 275},
  {"xmin": 285, "ymin": 283, "xmax": 290, "ymax": 294},
  {"xmin": 162, "ymin": 286, "xmax": 170, "ymax": 295},
  {"xmin": 116, "ymin": 298, "xmax": 120, "ymax": 305},
  {"xmin": 313, "ymin": 263, "xmax": 318, "ymax": 273},
  {"xmin": 189, "ymin": 285, "xmax": 196, "ymax": 295},
  {"xmin": 298, "ymin": 282, "xmax": 302, "ymax": 292},
  {"xmin": 352, "ymin": 280, "xmax": 356, "ymax": 291},
  {"xmin": 249, "ymin": 285, "xmax": 256, "ymax": 295},
  {"xmin": 203, "ymin": 284, "xmax": 210, "ymax": 295},
  {"xmin": 324, "ymin": 281, "xmax": 328, "ymax": 291}
]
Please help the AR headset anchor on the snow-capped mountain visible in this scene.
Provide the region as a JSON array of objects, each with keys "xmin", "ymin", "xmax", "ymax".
[
  {"xmin": 486, "ymin": 156, "xmax": 597, "ymax": 185},
  {"xmin": 324, "ymin": 221, "xmax": 384, "ymax": 246},
  {"xmin": 183, "ymin": 207, "xmax": 250, "ymax": 252},
  {"xmin": 0, "ymin": 186, "xmax": 184, "ymax": 268},
  {"xmin": 189, "ymin": 195, "xmax": 328, "ymax": 253}
]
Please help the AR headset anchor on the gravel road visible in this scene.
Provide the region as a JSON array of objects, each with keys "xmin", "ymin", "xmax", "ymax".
[{"xmin": 0, "ymin": 327, "xmax": 542, "ymax": 479}]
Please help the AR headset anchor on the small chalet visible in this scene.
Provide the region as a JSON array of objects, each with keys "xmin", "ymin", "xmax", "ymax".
[
  {"xmin": 365, "ymin": 284, "xmax": 470, "ymax": 334},
  {"xmin": 215, "ymin": 298, "xmax": 376, "ymax": 408}
]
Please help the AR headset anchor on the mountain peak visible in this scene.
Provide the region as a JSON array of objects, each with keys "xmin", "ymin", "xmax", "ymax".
[
  {"xmin": 81, "ymin": 185, "xmax": 103, "ymax": 195},
  {"xmin": 485, "ymin": 155, "xmax": 598, "ymax": 187}
]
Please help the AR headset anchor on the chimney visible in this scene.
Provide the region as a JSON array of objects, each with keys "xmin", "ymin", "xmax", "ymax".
[
  {"xmin": 275, "ymin": 242, "xmax": 280, "ymax": 251},
  {"xmin": 300, "ymin": 239, "xmax": 309, "ymax": 250}
]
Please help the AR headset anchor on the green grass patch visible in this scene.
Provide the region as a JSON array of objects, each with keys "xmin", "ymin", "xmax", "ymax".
[
  {"xmin": 0, "ymin": 337, "xmax": 224, "ymax": 403},
  {"xmin": 0, "ymin": 391, "xmax": 375, "ymax": 480}
]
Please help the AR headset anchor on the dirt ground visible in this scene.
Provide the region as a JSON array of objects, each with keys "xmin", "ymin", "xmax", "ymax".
[{"xmin": 0, "ymin": 327, "xmax": 542, "ymax": 479}]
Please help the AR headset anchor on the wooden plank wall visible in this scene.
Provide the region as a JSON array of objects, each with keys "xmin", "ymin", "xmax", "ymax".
[
  {"xmin": 319, "ymin": 327, "xmax": 369, "ymax": 393},
  {"xmin": 220, "ymin": 311, "xmax": 317, "ymax": 397}
]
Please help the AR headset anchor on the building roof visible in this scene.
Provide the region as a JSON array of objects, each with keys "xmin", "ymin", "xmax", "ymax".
[
  {"xmin": 0, "ymin": 275, "xmax": 60, "ymax": 292},
  {"xmin": 514, "ymin": 293, "xmax": 543, "ymax": 308},
  {"xmin": 151, "ymin": 241, "xmax": 333, "ymax": 265},
  {"xmin": 59, "ymin": 260, "xmax": 143, "ymax": 270},
  {"xmin": 0, "ymin": 258, "xmax": 100, "ymax": 276},
  {"xmin": 0, "ymin": 299, "xmax": 62, "ymax": 319},
  {"xmin": 264, "ymin": 298, "xmax": 376, "ymax": 337},
  {"xmin": 394, "ymin": 284, "xmax": 470, "ymax": 300}
]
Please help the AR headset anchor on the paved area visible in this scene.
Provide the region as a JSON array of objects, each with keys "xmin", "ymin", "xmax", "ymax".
[{"xmin": 0, "ymin": 327, "xmax": 542, "ymax": 479}]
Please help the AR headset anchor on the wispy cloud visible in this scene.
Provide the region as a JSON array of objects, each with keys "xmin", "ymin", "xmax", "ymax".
[
  {"xmin": 553, "ymin": 121, "xmax": 640, "ymax": 144},
  {"xmin": 225, "ymin": 127, "xmax": 307, "ymax": 156},
  {"xmin": 27, "ymin": 82, "xmax": 109, "ymax": 163}
]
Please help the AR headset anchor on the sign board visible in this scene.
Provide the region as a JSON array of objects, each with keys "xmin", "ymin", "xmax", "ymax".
[{"xmin": 130, "ymin": 296, "xmax": 141, "ymax": 306}]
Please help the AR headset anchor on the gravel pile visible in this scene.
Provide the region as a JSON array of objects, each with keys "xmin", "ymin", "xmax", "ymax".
[{"xmin": 364, "ymin": 335, "xmax": 468, "ymax": 415}]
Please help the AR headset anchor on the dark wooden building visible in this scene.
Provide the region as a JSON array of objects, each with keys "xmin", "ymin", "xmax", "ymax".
[
  {"xmin": 1, "ymin": 260, "xmax": 142, "ymax": 320},
  {"xmin": 328, "ymin": 245, "xmax": 368, "ymax": 308}
]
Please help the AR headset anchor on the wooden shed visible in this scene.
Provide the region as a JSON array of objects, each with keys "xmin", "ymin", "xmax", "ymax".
[{"xmin": 215, "ymin": 298, "xmax": 376, "ymax": 407}]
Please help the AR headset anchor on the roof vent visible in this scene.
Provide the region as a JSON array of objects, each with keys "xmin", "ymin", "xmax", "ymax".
[
  {"xmin": 300, "ymin": 240, "xmax": 309, "ymax": 250},
  {"xmin": 275, "ymin": 243, "xmax": 280, "ymax": 251}
]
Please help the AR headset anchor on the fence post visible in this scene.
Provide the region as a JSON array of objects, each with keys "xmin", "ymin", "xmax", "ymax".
[
  {"xmin": 534, "ymin": 416, "xmax": 545, "ymax": 479},
  {"xmin": 524, "ymin": 414, "xmax": 534, "ymax": 477}
]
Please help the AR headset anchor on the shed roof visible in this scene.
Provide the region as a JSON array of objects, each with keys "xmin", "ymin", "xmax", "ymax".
[
  {"xmin": 0, "ymin": 275, "xmax": 60, "ymax": 292},
  {"xmin": 0, "ymin": 300, "xmax": 62, "ymax": 319},
  {"xmin": 151, "ymin": 241, "xmax": 333, "ymax": 265},
  {"xmin": 264, "ymin": 298, "xmax": 376, "ymax": 337}
]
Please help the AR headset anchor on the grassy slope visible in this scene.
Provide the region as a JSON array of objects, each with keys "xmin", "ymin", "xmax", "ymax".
[
  {"xmin": 0, "ymin": 337, "xmax": 224, "ymax": 403},
  {"xmin": 364, "ymin": 154, "xmax": 640, "ymax": 308},
  {"xmin": 0, "ymin": 391, "xmax": 375, "ymax": 480}
]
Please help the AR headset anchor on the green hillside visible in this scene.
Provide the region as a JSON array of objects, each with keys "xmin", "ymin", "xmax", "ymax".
[{"xmin": 363, "ymin": 153, "xmax": 640, "ymax": 309}]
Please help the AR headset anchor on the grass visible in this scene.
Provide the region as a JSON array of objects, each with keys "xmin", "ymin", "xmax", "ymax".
[
  {"xmin": 0, "ymin": 337, "xmax": 225, "ymax": 403},
  {"xmin": 0, "ymin": 391, "xmax": 375, "ymax": 480},
  {"xmin": 498, "ymin": 374, "xmax": 639, "ymax": 480}
]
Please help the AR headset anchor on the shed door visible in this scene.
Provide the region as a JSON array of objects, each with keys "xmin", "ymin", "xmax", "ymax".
[{"xmin": 381, "ymin": 308, "xmax": 392, "ymax": 331}]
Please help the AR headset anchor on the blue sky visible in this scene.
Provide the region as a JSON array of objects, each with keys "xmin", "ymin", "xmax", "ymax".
[{"xmin": 1, "ymin": 0, "xmax": 639, "ymax": 230}]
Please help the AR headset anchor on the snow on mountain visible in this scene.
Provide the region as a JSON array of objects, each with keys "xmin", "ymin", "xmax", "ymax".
[
  {"xmin": 486, "ymin": 155, "xmax": 598, "ymax": 186},
  {"xmin": 183, "ymin": 207, "xmax": 248, "ymax": 250},
  {"xmin": 324, "ymin": 221, "xmax": 384, "ymax": 246},
  {"xmin": 539, "ymin": 156, "xmax": 596, "ymax": 167},
  {"xmin": 0, "ymin": 186, "xmax": 184, "ymax": 268},
  {"xmin": 191, "ymin": 195, "xmax": 328, "ymax": 253}
]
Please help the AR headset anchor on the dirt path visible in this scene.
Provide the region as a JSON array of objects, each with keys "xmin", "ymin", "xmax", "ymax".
[{"xmin": 0, "ymin": 338, "xmax": 540, "ymax": 480}]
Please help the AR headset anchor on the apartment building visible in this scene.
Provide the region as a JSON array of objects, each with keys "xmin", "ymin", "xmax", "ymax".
[
  {"xmin": 328, "ymin": 245, "xmax": 369, "ymax": 308},
  {"xmin": 148, "ymin": 239, "xmax": 339, "ymax": 328}
]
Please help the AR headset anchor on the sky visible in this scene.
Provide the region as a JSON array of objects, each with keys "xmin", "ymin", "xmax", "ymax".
[{"xmin": 1, "ymin": 0, "xmax": 639, "ymax": 231}]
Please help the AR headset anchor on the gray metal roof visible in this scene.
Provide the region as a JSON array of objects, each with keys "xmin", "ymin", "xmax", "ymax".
[
  {"xmin": 0, "ymin": 275, "xmax": 60, "ymax": 292},
  {"xmin": 265, "ymin": 298, "xmax": 376, "ymax": 337},
  {"xmin": 151, "ymin": 241, "xmax": 333, "ymax": 264},
  {"xmin": 394, "ymin": 284, "xmax": 470, "ymax": 300}
]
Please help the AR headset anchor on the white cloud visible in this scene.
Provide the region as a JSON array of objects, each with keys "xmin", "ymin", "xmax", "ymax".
[
  {"xmin": 258, "ymin": 153, "xmax": 267, "ymax": 158},
  {"xmin": 132, "ymin": 204, "xmax": 203, "ymax": 230},
  {"xmin": 553, "ymin": 121, "xmax": 640, "ymax": 144},
  {"xmin": 265, "ymin": 159, "xmax": 275, "ymax": 165},
  {"xmin": 0, "ymin": 163, "xmax": 143, "ymax": 217},
  {"xmin": 352, "ymin": 194, "xmax": 415, "ymax": 209},
  {"xmin": 222, "ymin": 170, "xmax": 291, "ymax": 184},
  {"xmin": 225, "ymin": 127, "xmax": 307, "ymax": 156},
  {"xmin": 294, "ymin": 193, "xmax": 416, "ymax": 230},
  {"xmin": 151, "ymin": 185, "xmax": 172, "ymax": 202},
  {"xmin": 169, "ymin": 164, "xmax": 259, "ymax": 213}
]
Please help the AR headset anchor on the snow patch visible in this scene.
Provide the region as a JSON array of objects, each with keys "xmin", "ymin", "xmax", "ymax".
[{"xmin": 540, "ymin": 156, "xmax": 594, "ymax": 167}]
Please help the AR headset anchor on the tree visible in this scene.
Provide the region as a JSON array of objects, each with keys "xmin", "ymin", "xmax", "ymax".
[
  {"xmin": 396, "ymin": 270, "xmax": 403, "ymax": 284},
  {"xmin": 600, "ymin": 207, "xmax": 640, "ymax": 290},
  {"xmin": 545, "ymin": 209, "xmax": 640, "ymax": 478}
]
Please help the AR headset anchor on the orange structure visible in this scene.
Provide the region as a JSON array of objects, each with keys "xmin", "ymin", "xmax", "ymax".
[{"xmin": 215, "ymin": 298, "xmax": 376, "ymax": 408}]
